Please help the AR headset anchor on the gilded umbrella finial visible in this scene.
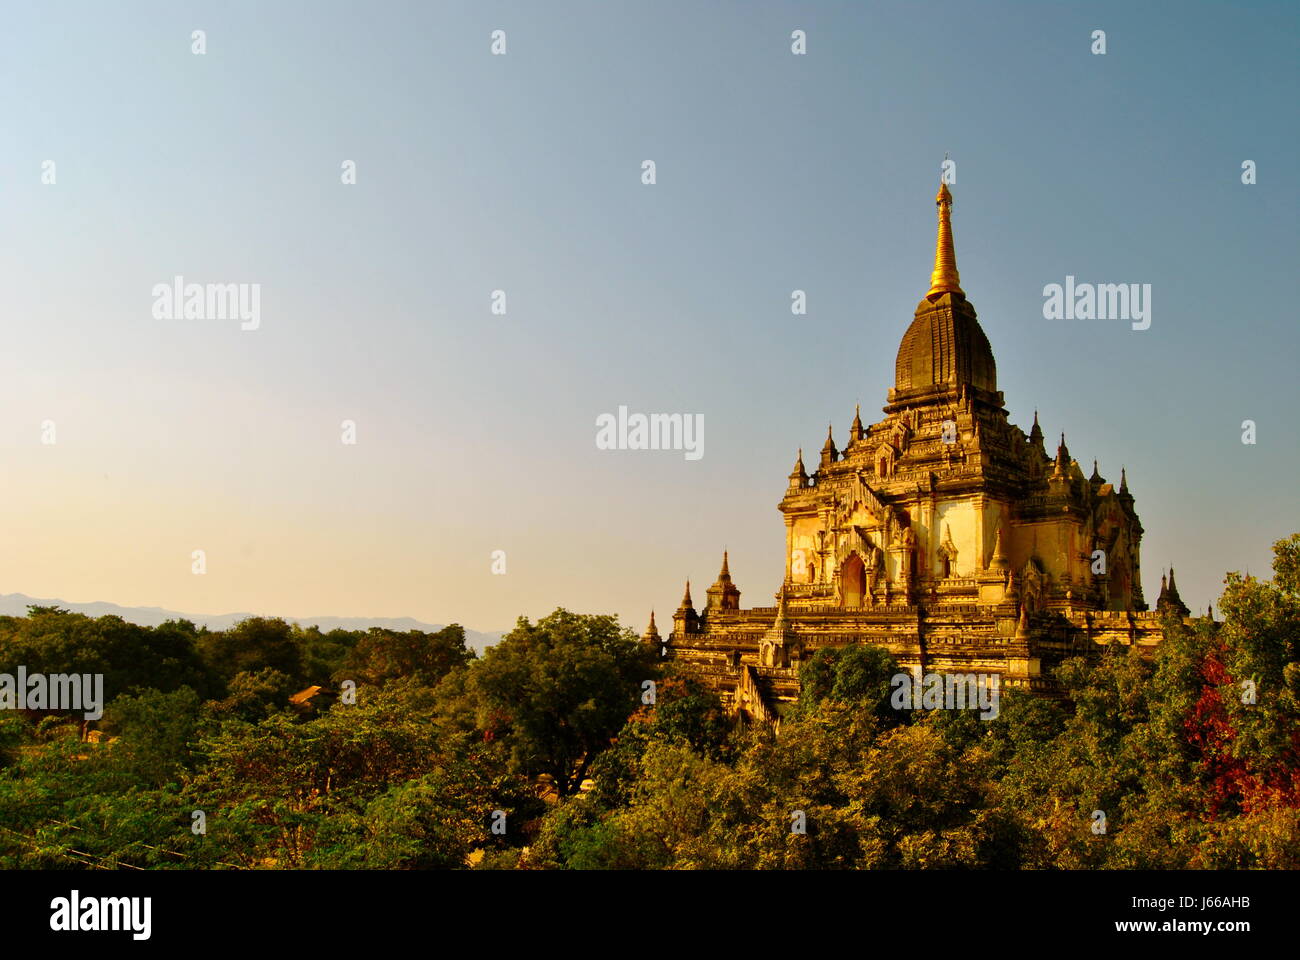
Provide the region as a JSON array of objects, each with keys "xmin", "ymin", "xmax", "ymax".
[{"xmin": 926, "ymin": 181, "xmax": 964, "ymax": 299}]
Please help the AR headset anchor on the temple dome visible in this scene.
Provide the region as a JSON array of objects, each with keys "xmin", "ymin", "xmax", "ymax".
[{"xmin": 894, "ymin": 294, "xmax": 997, "ymax": 395}]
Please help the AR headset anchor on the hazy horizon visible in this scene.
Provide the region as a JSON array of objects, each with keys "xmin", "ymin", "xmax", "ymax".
[{"xmin": 3, "ymin": 1, "xmax": 1296, "ymax": 634}]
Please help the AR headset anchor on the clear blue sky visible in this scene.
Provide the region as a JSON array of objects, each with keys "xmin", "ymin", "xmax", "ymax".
[{"xmin": 0, "ymin": 0, "xmax": 1295, "ymax": 632}]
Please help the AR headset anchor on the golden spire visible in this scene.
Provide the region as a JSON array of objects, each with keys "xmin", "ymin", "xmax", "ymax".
[{"xmin": 926, "ymin": 181, "xmax": 964, "ymax": 299}]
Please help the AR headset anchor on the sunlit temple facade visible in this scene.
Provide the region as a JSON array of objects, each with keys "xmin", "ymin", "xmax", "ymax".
[{"xmin": 650, "ymin": 182, "xmax": 1190, "ymax": 719}]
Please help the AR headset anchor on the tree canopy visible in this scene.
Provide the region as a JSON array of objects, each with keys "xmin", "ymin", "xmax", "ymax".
[{"xmin": 0, "ymin": 535, "xmax": 1297, "ymax": 869}]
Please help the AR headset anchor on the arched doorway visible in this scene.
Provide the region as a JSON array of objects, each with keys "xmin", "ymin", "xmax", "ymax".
[{"xmin": 842, "ymin": 554, "xmax": 866, "ymax": 607}]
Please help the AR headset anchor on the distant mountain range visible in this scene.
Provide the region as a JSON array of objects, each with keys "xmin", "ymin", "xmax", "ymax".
[{"xmin": 0, "ymin": 593, "xmax": 505, "ymax": 653}]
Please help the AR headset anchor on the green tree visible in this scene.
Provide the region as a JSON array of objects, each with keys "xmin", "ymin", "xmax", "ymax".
[
  {"xmin": 100, "ymin": 686, "xmax": 203, "ymax": 788},
  {"xmin": 0, "ymin": 608, "xmax": 216, "ymax": 707},
  {"xmin": 207, "ymin": 668, "xmax": 297, "ymax": 721},
  {"xmin": 463, "ymin": 609, "xmax": 655, "ymax": 796},
  {"xmin": 797, "ymin": 643, "xmax": 900, "ymax": 722},
  {"xmin": 337, "ymin": 624, "xmax": 473, "ymax": 689},
  {"xmin": 197, "ymin": 618, "xmax": 304, "ymax": 690}
]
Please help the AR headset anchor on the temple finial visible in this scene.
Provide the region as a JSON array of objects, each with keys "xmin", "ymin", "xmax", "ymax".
[
  {"xmin": 681, "ymin": 580, "xmax": 693, "ymax": 608},
  {"xmin": 1157, "ymin": 566, "xmax": 1188, "ymax": 617},
  {"xmin": 990, "ymin": 526, "xmax": 1009, "ymax": 571},
  {"xmin": 707, "ymin": 550, "xmax": 741, "ymax": 610},
  {"xmin": 642, "ymin": 610, "xmax": 661, "ymax": 646},
  {"xmin": 1053, "ymin": 433, "xmax": 1071, "ymax": 477},
  {"xmin": 926, "ymin": 181, "xmax": 964, "ymax": 299},
  {"xmin": 820, "ymin": 423, "xmax": 838, "ymax": 466},
  {"xmin": 1016, "ymin": 602, "xmax": 1031, "ymax": 639},
  {"xmin": 790, "ymin": 447, "xmax": 808, "ymax": 487}
]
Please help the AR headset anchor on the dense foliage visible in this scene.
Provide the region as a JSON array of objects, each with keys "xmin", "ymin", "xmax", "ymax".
[{"xmin": 1, "ymin": 537, "xmax": 1297, "ymax": 869}]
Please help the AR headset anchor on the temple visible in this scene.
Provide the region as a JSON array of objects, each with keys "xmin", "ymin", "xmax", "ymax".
[{"xmin": 653, "ymin": 181, "xmax": 1189, "ymax": 717}]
